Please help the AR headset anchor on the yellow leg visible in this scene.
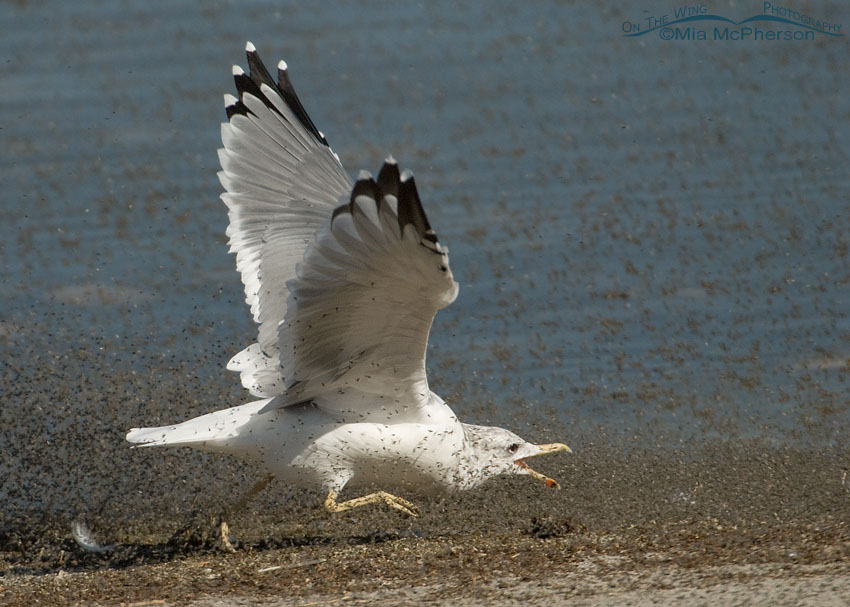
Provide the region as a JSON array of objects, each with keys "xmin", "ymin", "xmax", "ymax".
[
  {"xmin": 220, "ymin": 520, "xmax": 235, "ymax": 553},
  {"xmin": 324, "ymin": 490, "xmax": 419, "ymax": 517},
  {"xmin": 220, "ymin": 473, "xmax": 275, "ymax": 552}
]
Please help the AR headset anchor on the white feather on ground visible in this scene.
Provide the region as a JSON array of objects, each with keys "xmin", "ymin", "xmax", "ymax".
[{"xmin": 71, "ymin": 521, "xmax": 115, "ymax": 553}]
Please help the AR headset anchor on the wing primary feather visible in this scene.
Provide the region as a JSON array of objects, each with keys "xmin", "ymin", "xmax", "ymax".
[
  {"xmin": 397, "ymin": 171, "xmax": 436, "ymax": 242},
  {"xmin": 226, "ymin": 100, "xmax": 250, "ymax": 119},
  {"xmin": 245, "ymin": 43, "xmax": 278, "ymax": 92},
  {"xmin": 331, "ymin": 203, "xmax": 352, "ymax": 221},
  {"xmin": 331, "ymin": 173, "xmax": 383, "ymax": 223},
  {"xmin": 224, "ymin": 93, "xmax": 249, "ymax": 119},
  {"xmin": 275, "ymin": 59, "xmax": 330, "ymax": 146},
  {"xmin": 377, "ymin": 157, "xmax": 401, "ymax": 198},
  {"xmin": 350, "ymin": 174, "xmax": 381, "ymax": 206},
  {"xmin": 234, "ymin": 71, "xmax": 272, "ymax": 114},
  {"xmin": 235, "ymin": 45, "xmax": 300, "ymax": 130}
]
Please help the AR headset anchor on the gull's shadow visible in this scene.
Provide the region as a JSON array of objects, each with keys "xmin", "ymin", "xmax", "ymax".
[{"xmin": 3, "ymin": 521, "xmax": 406, "ymax": 576}]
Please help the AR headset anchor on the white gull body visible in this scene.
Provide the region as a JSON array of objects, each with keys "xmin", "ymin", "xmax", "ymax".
[{"xmin": 126, "ymin": 42, "xmax": 569, "ymax": 516}]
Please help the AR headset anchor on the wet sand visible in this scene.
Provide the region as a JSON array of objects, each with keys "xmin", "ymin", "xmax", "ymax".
[
  {"xmin": 3, "ymin": 443, "xmax": 848, "ymax": 605},
  {"xmin": 5, "ymin": 545, "xmax": 850, "ymax": 606}
]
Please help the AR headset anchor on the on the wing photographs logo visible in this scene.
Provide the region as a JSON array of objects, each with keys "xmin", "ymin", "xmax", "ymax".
[{"xmin": 621, "ymin": 2, "xmax": 843, "ymax": 41}]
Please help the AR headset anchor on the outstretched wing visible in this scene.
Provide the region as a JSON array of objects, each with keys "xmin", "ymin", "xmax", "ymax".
[
  {"xmin": 219, "ymin": 42, "xmax": 352, "ymax": 395},
  {"xmin": 259, "ymin": 159, "xmax": 459, "ymax": 418}
]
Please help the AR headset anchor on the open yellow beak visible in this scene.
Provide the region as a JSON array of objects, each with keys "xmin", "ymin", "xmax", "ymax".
[{"xmin": 515, "ymin": 443, "xmax": 571, "ymax": 489}]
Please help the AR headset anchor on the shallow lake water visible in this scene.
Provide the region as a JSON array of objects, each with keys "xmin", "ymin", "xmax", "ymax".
[{"xmin": 2, "ymin": 1, "xmax": 848, "ymax": 522}]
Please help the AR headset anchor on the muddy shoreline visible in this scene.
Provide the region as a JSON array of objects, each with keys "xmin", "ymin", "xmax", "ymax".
[
  {"xmin": 3, "ymin": 521, "xmax": 848, "ymax": 606},
  {"xmin": 3, "ymin": 443, "xmax": 848, "ymax": 605}
]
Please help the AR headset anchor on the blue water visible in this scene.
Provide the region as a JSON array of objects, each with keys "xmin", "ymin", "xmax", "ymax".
[{"xmin": 2, "ymin": 0, "xmax": 849, "ymax": 475}]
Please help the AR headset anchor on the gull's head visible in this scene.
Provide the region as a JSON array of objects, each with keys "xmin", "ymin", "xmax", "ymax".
[{"xmin": 458, "ymin": 424, "xmax": 571, "ymax": 489}]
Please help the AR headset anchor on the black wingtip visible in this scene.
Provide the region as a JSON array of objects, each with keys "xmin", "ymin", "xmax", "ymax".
[
  {"xmin": 350, "ymin": 173, "xmax": 381, "ymax": 204},
  {"xmin": 397, "ymin": 170, "xmax": 433, "ymax": 239},
  {"xmin": 228, "ymin": 43, "xmax": 330, "ymax": 148},
  {"xmin": 332, "ymin": 172, "xmax": 381, "ymax": 222},
  {"xmin": 233, "ymin": 69, "xmax": 268, "ymax": 114},
  {"xmin": 273, "ymin": 55, "xmax": 329, "ymax": 146},
  {"xmin": 225, "ymin": 100, "xmax": 250, "ymax": 119},
  {"xmin": 331, "ymin": 204, "xmax": 351, "ymax": 222},
  {"xmin": 377, "ymin": 158, "xmax": 401, "ymax": 198},
  {"xmin": 245, "ymin": 43, "xmax": 278, "ymax": 93},
  {"xmin": 332, "ymin": 161, "xmax": 441, "ymax": 249}
]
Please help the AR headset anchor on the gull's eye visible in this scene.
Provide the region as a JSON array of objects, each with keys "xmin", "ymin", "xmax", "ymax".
[{"xmin": 507, "ymin": 443, "xmax": 520, "ymax": 454}]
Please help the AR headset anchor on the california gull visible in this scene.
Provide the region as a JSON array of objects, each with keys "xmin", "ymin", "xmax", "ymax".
[{"xmin": 126, "ymin": 42, "xmax": 570, "ymax": 548}]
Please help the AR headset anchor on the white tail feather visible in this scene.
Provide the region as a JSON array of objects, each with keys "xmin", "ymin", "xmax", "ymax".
[{"xmin": 126, "ymin": 399, "xmax": 273, "ymax": 448}]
